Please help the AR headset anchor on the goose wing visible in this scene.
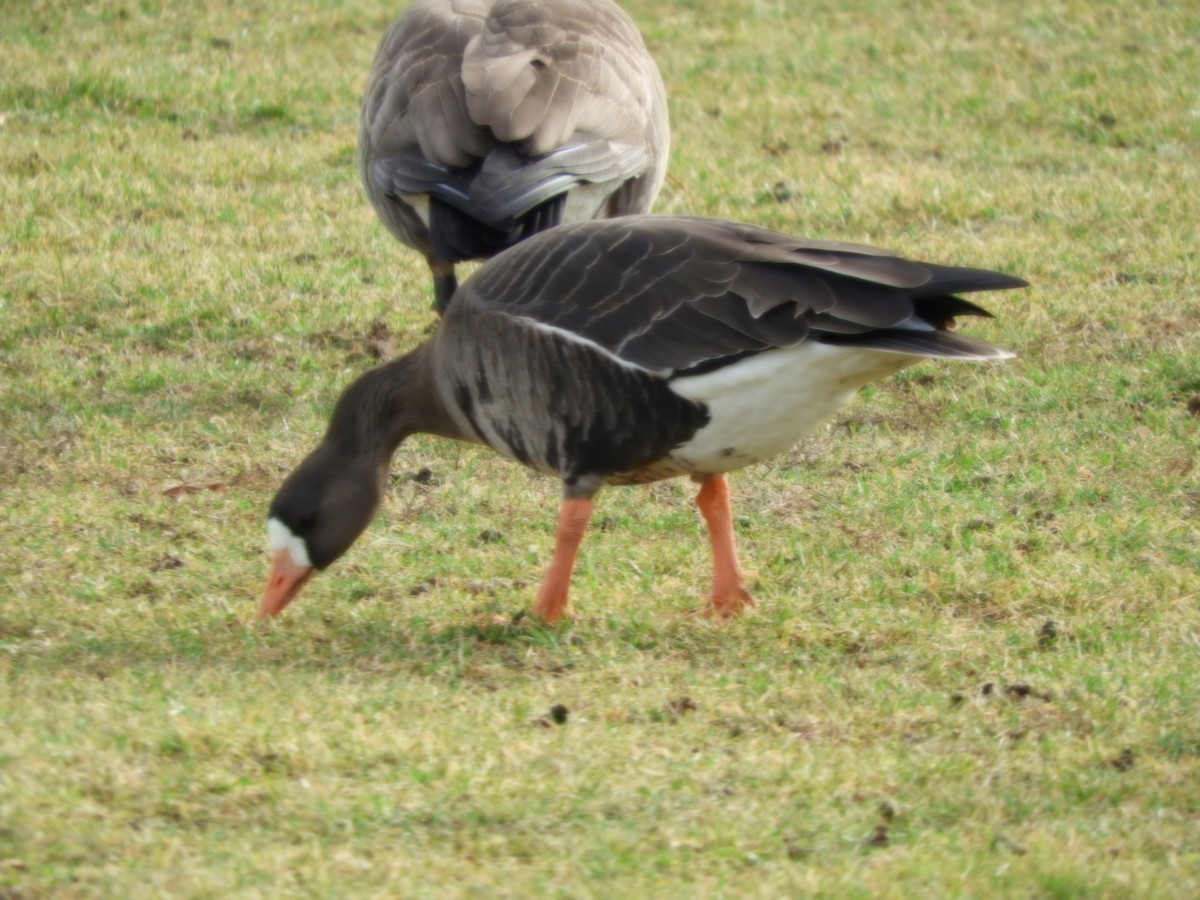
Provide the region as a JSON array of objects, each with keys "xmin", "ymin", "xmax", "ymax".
[
  {"xmin": 460, "ymin": 217, "xmax": 1027, "ymax": 374},
  {"xmin": 360, "ymin": 1, "xmax": 491, "ymax": 173},
  {"xmin": 459, "ymin": 0, "xmax": 667, "ymax": 221},
  {"xmin": 463, "ymin": 0, "xmax": 662, "ymax": 154}
]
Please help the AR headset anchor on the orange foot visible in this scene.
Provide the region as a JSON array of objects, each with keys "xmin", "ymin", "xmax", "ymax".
[
  {"xmin": 530, "ymin": 596, "xmax": 574, "ymax": 625},
  {"xmin": 701, "ymin": 587, "xmax": 757, "ymax": 620}
]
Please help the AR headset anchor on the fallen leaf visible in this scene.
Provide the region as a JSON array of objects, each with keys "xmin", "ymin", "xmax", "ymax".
[
  {"xmin": 863, "ymin": 825, "xmax": 890, "ymax": 848},
  {"xmin": 1005, "ymin": 682, "xmax": 1053, "ymax": 701},
  {"xmin": 1108, "ymin": 748, "xmax": 1136, "ymax": 772},
  {"xmin": 151, "ymin": 554, "xmax": 185, "ymax": 572},
  {"xmin": 362, "ymin": 319, "xmax": 396, "ymax": 360},
  {"xmin": 1038, "ymin": 620, "xmax": 1060, "ymax": 648},
  {"xmin": 163, "ymin": 482, "xmax": 228, "ymax": 501},
  {"xmin": 667, "ymin": 696, "xmax": 698, "ymax": 717},
  {"xmin": 994, "ymin": 833, "xmax": 1027, "ymax": 856}
]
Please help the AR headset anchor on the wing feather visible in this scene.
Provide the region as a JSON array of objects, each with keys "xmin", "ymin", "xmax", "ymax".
[{"xmin": 460, "ymin": 216, "xmax": 1025, "ymax": 372}]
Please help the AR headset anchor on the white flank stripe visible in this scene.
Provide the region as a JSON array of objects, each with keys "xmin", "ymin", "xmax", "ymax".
[{"xmin": 517, "ymin": 317, "xmax": 669, "ymax": 377}]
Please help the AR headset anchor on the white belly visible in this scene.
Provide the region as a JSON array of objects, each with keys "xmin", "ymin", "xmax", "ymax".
[{"xmin": 666, "ymin": 343, "xmax": 918, "ymax": 473}]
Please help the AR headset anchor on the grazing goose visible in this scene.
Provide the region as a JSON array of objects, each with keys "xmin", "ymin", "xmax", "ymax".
[
  {"xmin": 259, "ymin": 216, "xmax": 1025, "ymax": 622},
  {"xmin": 360, "ymin": 0, "xmax": 669, "ymax": 313}
]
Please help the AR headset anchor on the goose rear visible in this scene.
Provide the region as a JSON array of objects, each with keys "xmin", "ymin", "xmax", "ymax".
[
  {"xmin": 360, "ymin": 0, "xmax": 669, "ymax": 313},
  {"xmin": 259, "ymin": 216, "xmax": 1026, "ymax": 623}
]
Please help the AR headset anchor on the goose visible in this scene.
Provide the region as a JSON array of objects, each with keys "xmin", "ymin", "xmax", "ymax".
[
  {"xmin": 360, "ymin": 0, "xmax": 669, "ymax": 313},
  {"xmin": 259, "ymin": 216, "xmax": 1026, "ymax": 622}
]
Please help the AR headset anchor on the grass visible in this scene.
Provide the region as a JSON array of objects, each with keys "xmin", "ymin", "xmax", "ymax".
[{"xmin": 2, "ymin": 0, "xmax": 1198, "ymax": 895}]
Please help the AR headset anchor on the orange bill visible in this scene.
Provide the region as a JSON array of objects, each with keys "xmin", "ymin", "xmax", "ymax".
[{"xmin": 258, "ymin": 549, "xmax": 315, "ymax": 619}]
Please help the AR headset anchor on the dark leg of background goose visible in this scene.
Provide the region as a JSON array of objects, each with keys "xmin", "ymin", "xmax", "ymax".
[
  {"xmin": 695, "ymin": 474, "xmax": 756, "ymax": 618},
  {"xmin": 532, "ymin": 497, "xmax": 594, "ymax": 623},
  {"xmin": 429, "ymin": 257, "xmax": 457, "ymax": 316}
]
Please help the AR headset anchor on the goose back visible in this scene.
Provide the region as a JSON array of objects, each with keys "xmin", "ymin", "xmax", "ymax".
[
  {"xmin": 360, "ymin": 0, "xmax": 669, "ymax": 311},
  {"xmin": 456, "ymin": 216, "xmax": 1022, "ymax": 372}
]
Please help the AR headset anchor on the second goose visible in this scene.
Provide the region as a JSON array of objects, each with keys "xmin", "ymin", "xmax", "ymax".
[{"xmin": 360, "ymin": 0, "xmax": 669, "ymax": 313}]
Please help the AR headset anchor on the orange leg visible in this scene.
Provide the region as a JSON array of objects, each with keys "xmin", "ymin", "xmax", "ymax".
[
  {"xmin": 695, "ymin": 475, "xmax": 756, "ymax": 618},
  {"xmin": 532, "ymin": 497, "xmax": 594, "ymax": 623}
]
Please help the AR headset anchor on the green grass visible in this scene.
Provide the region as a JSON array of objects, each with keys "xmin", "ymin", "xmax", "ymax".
[{"xmin": 2, "ymin": 0, "xmax": 1198, "ymax": 895}]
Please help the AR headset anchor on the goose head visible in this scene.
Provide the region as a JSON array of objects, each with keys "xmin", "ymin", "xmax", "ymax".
[
  {"xmin": 257, "ymin": 346, "xmax": 453, "ymax": 619},
  {"xmin": 259, "ymin": 445, "xmax": 384, "ymax": 618}
]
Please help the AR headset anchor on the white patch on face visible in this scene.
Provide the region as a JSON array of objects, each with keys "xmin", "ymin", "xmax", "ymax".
[{"xmin": 267, "ymin": 517, "xmax": 312, "ymax": 568}]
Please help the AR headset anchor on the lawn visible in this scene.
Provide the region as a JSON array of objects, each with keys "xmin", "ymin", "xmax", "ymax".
[{"xmin": 2, "ymin": 0, "xmax": 1198, "ymax": 895}]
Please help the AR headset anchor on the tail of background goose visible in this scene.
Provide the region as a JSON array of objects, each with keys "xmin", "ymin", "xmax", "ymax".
[
  {"xmin": 818, "ymin": 264, "xmax": 1027, "ymax": 360},
  {"xmin": 426, "ymin": 140, "xmax": 648, "ymax": 263},
  {"xmin": 429, "ymin": 192, "xmax": 568, "ymax": 263}
]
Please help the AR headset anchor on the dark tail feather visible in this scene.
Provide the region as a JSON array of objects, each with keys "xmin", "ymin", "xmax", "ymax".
[
  {"xmin": 429, "ymin": 194, "xmax": 567, "ymax": 263},
  {"xmin": 911, "ymin": 264, "xmax": 1029, "ymax": 298},
  {"xmin": 913, "ymin": 294, "xmax": 996, "ymax": 321}
]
